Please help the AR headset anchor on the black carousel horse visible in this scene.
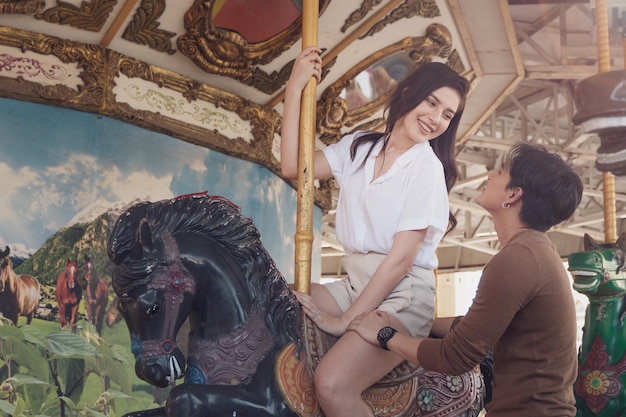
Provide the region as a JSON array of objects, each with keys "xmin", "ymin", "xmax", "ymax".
[{"xmin": 107, "ymin": 192, "xmax": 489, "ymax": 417}]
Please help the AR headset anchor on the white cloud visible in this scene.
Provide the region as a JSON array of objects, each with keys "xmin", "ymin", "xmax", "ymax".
[
  {"xmin": 0, "ymin": 163, "xmax": 47, "ymax": 222},
  {"xmin": 98, "ymin": 165, "xmax": 173, "ymax": 203},
  {"xmin": 0, "ymin": 162, "xmax": 34, "ymax": 195},
  {"xmin": 188, "ymin": 155, "xmax": 207, "ymax": 173},
  {"xmin": 0, "ymin": 151, "xmax": 175, "ymax": 247}
]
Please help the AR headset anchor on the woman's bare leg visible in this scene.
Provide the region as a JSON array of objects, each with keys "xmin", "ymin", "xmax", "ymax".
[
  {"xmin": 314, "ymin": 329, "xmax": 406, "ymax": 417},
  {"xmin": 309, "ymin": 283, "xmax": 343, "ymax": 316},
  {"xmin": 308, "ymin": 284, "xmax": 408, "ymax": 417}
]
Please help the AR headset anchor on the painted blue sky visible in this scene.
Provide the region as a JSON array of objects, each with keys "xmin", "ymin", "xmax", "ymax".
[{"xmin": 0, "ymin": 98, "xmax": 318, "ymax": 278}]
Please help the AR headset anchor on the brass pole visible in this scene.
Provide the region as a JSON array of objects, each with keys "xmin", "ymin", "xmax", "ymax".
[
  {"xmin": 294, "ymin": 0, "xmax": 319, "ymax": 294},
  {"xmin": 266, "ymin": 0, "xmax": 404, "ymax": 108},
  {"xmin": 595, "ymin": 0, "xmax": 617, "ymax": 243}
]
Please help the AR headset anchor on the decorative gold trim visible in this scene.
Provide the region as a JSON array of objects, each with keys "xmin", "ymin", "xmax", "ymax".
[
  {"xmin": 0, "ymin": 25, "xmax": 333, "ymax": 212},
  {"xmin": 446, "ymin": 49, "xmax": 465, "ymax": 74},
  {"xmin": 177, "ymin": 0, "xmax": 329, "ymax": 94},
  {"xmin": 341, "ymin": 0, "xmax": 440, "ymax": 37},
  {"xmin": 0, "ymin": 26, "xmax": 106, "ymax": 107},
  {"xmin": 341, "ymin": 0, "xmax": 383, "ymax": 33},
  {"xmin": 35, "ymin": 0, "xmax": 117, "ymax": 32},
  {"xmin": 122, "ymin": 0, "xmax": 176, "ymax": 54},
  {"xmin": 316, "ymin": 23, "xmax": 462, "ymax": 144},
  {"xmin": 361, "ymin": 0, "xmax": 440, "ymax": 39},
  {"xmin": 348, "ymin": 118, "xmax": 386, "ymax": 135},
  {"xmin": 0, "ymin": 0, "xmax": 44, "ymax": 14}
]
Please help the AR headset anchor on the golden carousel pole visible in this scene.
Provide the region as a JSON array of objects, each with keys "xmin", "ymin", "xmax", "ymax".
[
  {"xmin": 595, "ymin": 0, "xmax": 617, "ymax": 243},
  {"xmin": 294, "ymin": 0, "xmax": 319, "ymax": 294}
]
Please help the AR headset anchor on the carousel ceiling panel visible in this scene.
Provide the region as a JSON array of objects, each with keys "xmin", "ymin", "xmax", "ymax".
[
  {"xmin": 0, "ymin": 0, "xmax": 470, "ymax": 102},
  {"xmin": 0, "ymin": 0, "xmax": 625, "ymax": 276}
]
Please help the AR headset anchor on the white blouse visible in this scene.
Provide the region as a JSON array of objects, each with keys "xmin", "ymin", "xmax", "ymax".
[{"xmin": 322, "ymin": 131, "xmax": 449, "ymax": 269}]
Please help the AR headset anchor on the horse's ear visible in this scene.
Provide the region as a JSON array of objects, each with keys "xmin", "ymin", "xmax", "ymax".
[
  {"xmin": 616, "ymin": 232, "xmax": 626, "ymax": 251},
  {"xmin": 583, "ymin": 233, "xmax": 598, "ymax": 251},
  {"xmin": 139, "ymin": 218, "xmax": 155, "ymax": 253},
  {"xmin": 0, "ymin": 246, "xmax": 8, "ymax": 257}
]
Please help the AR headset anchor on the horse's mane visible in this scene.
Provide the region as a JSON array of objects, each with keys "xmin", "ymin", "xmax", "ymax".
[
  {"xmin": 107, "ymin": 193, "xmax": 302, "ymax": 348},
  {"xmin": 0, "ymin": 254, "xmax": 16, "ymax": 290},
  {"xmin": 1, "ymin": 254, "xmax": 12, "ymax": 271}
]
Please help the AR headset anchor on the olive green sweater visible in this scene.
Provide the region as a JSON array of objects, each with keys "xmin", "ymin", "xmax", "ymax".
[{"xmin": 419, "ymin": 230, "xmax": 577, "ymax": 416}]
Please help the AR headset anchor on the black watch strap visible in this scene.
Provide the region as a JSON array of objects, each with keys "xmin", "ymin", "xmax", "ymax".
[{"xmin": 377, "ymin": 326, "xmax": 398, "ymax": 351}]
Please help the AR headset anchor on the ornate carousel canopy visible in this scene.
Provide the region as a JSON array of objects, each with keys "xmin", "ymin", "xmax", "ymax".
[{"xmin": 0, "ymin": 0, "xmax": 625, "ymax": 276}]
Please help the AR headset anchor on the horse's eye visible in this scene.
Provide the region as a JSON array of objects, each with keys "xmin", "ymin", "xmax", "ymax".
[{"xmin": 146, "ymin": 303, "xmax": 159, "ymax": 317}]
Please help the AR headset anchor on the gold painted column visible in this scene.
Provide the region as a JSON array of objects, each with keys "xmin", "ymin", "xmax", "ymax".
[
  {"xmin": 294, "ymin": 0, "xmax": 319, "ymax": 294},
  {"xmin": 595, "ymin": 0, "xmax": 617, "ymax": 243}
]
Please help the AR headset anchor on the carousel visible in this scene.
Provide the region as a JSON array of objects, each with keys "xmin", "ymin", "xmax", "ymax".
[{"xmin": 0, "ymin": 1, "xmax": 625, "ymax": 416}]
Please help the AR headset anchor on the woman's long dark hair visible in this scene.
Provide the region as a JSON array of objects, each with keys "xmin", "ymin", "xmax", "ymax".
[{"xmin": 349, "ymin": 61, "xmax": 470, "ymax": 233}]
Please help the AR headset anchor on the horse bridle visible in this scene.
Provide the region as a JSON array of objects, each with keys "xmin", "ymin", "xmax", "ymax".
[{"xmin": 135, "ymin": 235, "xmax": 195, "ymax": 359}]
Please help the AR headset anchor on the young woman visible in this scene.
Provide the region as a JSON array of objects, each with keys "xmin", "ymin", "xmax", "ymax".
[
  {"xmin": 280, "ymin": 47, "xmax": 470, "ymax": 417},
  {"xmin": 349, "ymin": 142, "xmax": 583, "ymax": 417}
]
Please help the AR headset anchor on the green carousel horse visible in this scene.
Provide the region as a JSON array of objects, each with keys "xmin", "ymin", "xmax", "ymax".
[{"xmin": 568, "ymin": 232, "xmax": 626, "ymax": 416}]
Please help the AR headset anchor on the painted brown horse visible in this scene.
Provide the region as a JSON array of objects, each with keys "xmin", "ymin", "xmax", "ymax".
[
  {"xmin": 0, "ymin": 246, "xmax": 40, "ymax": 325},
  {"xmin": 83, "ymin": 255, "xmax": 108, "ymax": 334},
  {"xmin": 105, "ymin": 295, "xmax": 123, "ymax": 328},
  {"xmin": 55, "ymin": 258, "xmax": 82, "ymax": 328}
]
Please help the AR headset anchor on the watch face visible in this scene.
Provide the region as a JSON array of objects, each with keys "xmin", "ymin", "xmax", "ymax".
[
  {"xmin": 379, "ymin": 327, "xmax": 394, "ymax": 339},
  {"xmin": 377, "ymin": 326, "xmax": 397, "ymax": 350}
]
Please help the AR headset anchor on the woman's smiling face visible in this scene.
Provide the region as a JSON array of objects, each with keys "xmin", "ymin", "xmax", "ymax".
[{"xmin": 394, "ymin": 86, "xmax": 461, "ymax": 144}]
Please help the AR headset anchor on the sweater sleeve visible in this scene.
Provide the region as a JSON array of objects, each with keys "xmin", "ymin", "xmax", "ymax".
[{"xmin": 417, "ymin": 243, "xmax": 539, "ymax": 375}]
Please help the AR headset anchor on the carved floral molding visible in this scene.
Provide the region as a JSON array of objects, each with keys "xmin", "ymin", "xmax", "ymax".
[
  {"xmin": 177, "ymin": 0, "xmax": 330, "ymax": 94},
  {"xmin": 0, "ymin": 0, "xmax": 43, "ymax": 14},
  {"xmin": 0, "ymin": 25, "xmax": 332, "ymax": 210}
]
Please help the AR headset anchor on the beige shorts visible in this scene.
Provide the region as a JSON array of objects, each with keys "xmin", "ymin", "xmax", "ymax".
[{"xmin": 324, "ymin": 252, "xmax": 435, "ymax": 337}]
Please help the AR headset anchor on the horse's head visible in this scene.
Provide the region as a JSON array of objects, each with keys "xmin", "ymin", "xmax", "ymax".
[
  {"xmin": 0, "ymin": 246, "xmax": 10, "ymax": 292},
  {"xmin": 105, "ymin": 296, "xmax": 123, "ymax": 327},
  {"xmin": 83, "ymin": 255, "xmax": 97, "ymax": 286},
  {"xmin": 569, "ymin": 232, "xmax": 626, "ymax": 297},
  {"xmin": 115, "ymin": 254, "xmax": 193, "ymax": 387},
  {"xmin": 108, "ymin": 203, "xmax": 194, "ymax": 387},
  {"xmin": 63, "ymin": 259, "xmax": 79, "ymax": 289},
  {"xmin": 107, "ymin": 193, "xmax": 301, "ymax": 387}
]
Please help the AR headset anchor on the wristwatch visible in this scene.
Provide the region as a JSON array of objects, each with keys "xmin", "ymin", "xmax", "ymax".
[{"xmin": 377, "ymin": 326, "xmax": 398, "ymax": 351}]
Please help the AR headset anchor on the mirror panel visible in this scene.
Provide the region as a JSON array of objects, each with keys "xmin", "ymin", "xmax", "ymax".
[{"xmin": 340, "ymin": 51, "xmax": 414, "ymax": 111}]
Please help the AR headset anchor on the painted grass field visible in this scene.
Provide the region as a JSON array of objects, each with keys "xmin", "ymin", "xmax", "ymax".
[{"xmin": 4, "ymin": 311, "xmax": 175, "ymax": 417}]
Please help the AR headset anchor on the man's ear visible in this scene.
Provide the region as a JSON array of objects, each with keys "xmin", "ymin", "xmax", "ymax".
[{"xmin": 508, "ymin": 187, "xmax": 523, "ymax": 204}]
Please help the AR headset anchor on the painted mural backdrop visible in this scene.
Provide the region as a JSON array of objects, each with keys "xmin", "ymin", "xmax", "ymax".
[
  {"xmin": 0, "ymin": 97, "xmax": 322, "ymax": 415},
  {"xmin": 0, "ymin": 97, "xmax": 321, "ymax": 283}
]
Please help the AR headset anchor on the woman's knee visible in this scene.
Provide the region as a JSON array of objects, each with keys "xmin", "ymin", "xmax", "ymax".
[{"xmin": 314, "ymin": 366, "xmax": 345, "ymax": 407}]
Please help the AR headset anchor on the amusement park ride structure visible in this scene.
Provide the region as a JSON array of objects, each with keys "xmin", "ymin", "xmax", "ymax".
[
  {"xmin": 0, "ymin": 0, "xmax": 624, "ymax": 279},
  {"xmin": 2, "ymin": 1, "xmax": 626, "ymax": 416}
]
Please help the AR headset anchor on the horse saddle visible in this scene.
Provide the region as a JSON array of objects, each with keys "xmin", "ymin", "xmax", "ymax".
[{"xmin": 275, "ymin": 316, "xmax": 486, "ymax": 417}]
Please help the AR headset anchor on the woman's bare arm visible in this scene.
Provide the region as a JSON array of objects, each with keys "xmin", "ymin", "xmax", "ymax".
[{"xmin": 280, "ymin": 47, "xmax": 331, "ymax": 180}]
